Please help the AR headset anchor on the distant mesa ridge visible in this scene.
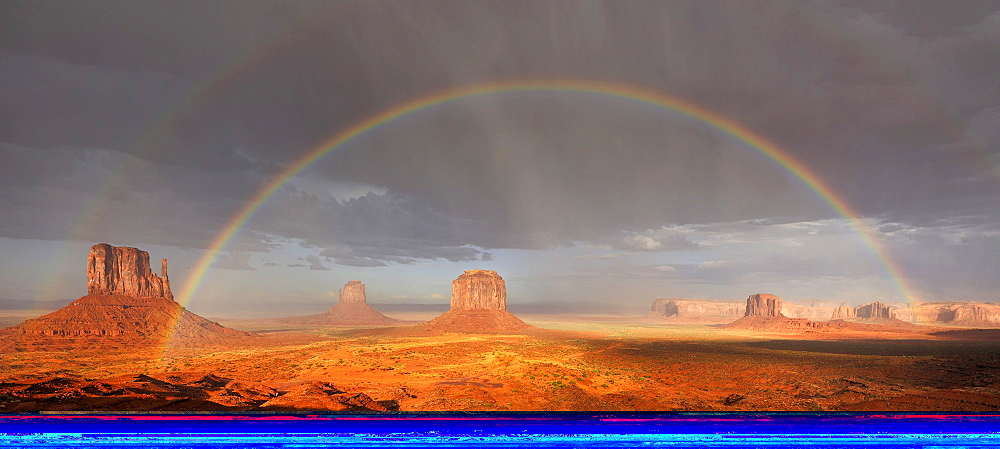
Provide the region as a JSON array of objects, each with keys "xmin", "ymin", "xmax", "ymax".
[
  {"xmin": 900, "ymin": 302, "xmax": 1000, "ymax": 327},
  {"xmin": 646, "ymin": 298, "xmax": 744, "ymax": 322},
  {"xmin": 831, "ymin": 301, "xmax": 895, "ymax": 321}
]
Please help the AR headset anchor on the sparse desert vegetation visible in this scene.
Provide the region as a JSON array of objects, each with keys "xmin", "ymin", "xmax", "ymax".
[{"xmin": 4, "ymin": 314, "xmax": 1000, "ymax": 412}]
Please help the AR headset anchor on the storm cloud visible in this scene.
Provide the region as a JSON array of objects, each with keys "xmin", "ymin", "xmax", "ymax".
[{"xmin": 1, "ymin": 1, "xmax": 997, "ymax": 307}]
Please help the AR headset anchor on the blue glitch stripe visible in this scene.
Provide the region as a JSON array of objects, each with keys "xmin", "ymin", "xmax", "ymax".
[{"xmin": 1, "ymin": 413, "xmax": 999, "ymax": 448}]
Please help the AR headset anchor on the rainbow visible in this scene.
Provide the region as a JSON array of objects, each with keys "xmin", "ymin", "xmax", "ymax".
[{"xmin": 175, "ymin": 79, "xmax": 919, "ymax": 310}]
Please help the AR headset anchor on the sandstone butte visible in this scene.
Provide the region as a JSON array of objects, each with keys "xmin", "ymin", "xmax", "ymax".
[
  {"xmin": 407, "ymin": 270, "xmax": 530, "ymax": 334},
  {"xmin": 725, "ymin": 293, "xmax": 822, "ymax": 332},
  {"xmin": 0, "ymin": 243, "xmax": 252, "ymax": 351},
  {"xmin": 281, "ymin": 280, "xmax": 397, "ymax": 325}
]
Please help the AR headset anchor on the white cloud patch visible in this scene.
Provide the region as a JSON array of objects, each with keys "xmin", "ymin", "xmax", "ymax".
[
  {"xmin": 212, "ymin": 251, "xmax": 255, "ymax": 271},
  {"xmin": 616, "ymin": 227, "xmax": 701, "ymax": 252}
]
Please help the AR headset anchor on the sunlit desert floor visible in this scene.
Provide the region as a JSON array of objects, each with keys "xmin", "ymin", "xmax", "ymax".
[{"xmin": 3, "ymin": 312, "xmax": 1000, "ymax": 412}]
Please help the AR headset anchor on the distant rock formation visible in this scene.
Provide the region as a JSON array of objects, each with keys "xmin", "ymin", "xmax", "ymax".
[
  {"xmin": 831, "ymin": 304, "xmax": 856, "ymax": 320},
  {"xmin": 727, "ymin": 293, "xmax": 823, "ymax": 332},
  {"xmin": 855, "ymin": 302, "xmax": 894, "ymax": 320},
  {"xmin": 405, "ymin": 270, "xmax": 529, "ymax": 334},
  {"xmin": 451, "ymin": 270, "xmax": 506, "ymax": 310},
  {"xmin": 87, "ymin": 243, "xmax": 172, "ymax": 300},
  {"xmin": 645, "ymin": 297, "xmax": 837, "ymax": 323},
  {"xmin": 781, "ymin": 301, "xmax": 840, "ymax": 320},
  {"xmin": 830, "ymin": 302, "xmax": 897, "ymax": 321},
  {"xmin": 906, "ymin": 302, "xmax": 1000, "ymax": 327},
  {"xmin": 0, "ymin": 244, "xmax": 252, "ymax": 351},
  {"xmin": 646, "ymin": 298, "xmax": 744, "ymax": 322},
  {"xmin": 745, "ymin": 294, "xmax": 783, "ymax": 317},
  {"xmin": 952, "ymin": 304, "xmax": 1000, "ymax": 326},
  {"xmin": 280, "ymin": 280, "xmax": 397, "ymax": 325},
  {"xmin": 339, "ymin": 280, "xmax": 366, "ymax": 304}
]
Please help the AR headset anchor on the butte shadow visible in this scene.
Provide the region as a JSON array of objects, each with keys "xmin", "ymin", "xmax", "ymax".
[{"xmin": 0, "ymin": 244, "xmax": 256, "ymax": 352}]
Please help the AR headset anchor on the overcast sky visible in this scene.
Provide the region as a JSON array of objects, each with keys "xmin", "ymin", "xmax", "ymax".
[{"xmin": 1, "ymin": 1, "xmax": 998, "ymax": 316}]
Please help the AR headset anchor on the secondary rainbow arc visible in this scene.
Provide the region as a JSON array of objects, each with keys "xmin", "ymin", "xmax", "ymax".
[{"xmin": 175, "ymin": 79, "xmax": 919, "ymax": 314}]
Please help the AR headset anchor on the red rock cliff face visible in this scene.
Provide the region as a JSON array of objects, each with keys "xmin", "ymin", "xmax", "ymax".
[
  {"xmin": 87, "ymin": 243, "xmax": 172, "ymax": 300},
  {"xmin": 744, "ymin": 294, "xmax": 783, "ymax": 317},
  {"xmin": 648, "ymin": 298, "xmax": 744, "ymax": 320},
  {"xmin": 451, "ymin": 270, "xmax": 506, "ymax": 311},
  {"xmin": 854, "ymin": 301, "xmax": 893, "ymax": 320},
  {"xmin": 339, "ymin": 280, "xmax": 366, "ymax": 304},
  {"xmin": 952, "ymin": 304, "xmax": 1000, "ymax": 325},
  {"xmin": 831, "ymin": 304, "xmax": 856, "ymax": 320}
]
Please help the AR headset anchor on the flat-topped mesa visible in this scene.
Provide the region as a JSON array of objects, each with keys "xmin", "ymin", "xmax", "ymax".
[
  {"xmin": 451, "ymin": 270, "xmax": 506, "ymax": 311},
  {"xmin": 339, "ymin": 280, "xmax": 366, "ymax": 304},
  {"xmin": 854, "ymin": 301, "xmax": 894, "ymax": 320},
  {"xmin": 87, "ymin": 243, "xmax": 172, "ymax": 300},
  {"xmin": 744, "ymin": 293, "xmax": 783, "ymax": 318}
]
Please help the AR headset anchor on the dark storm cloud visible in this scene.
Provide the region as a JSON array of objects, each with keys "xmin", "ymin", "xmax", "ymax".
[
  {"xmin": 0, "ymin": 142, "xmax": 270, "ymax": 252},
  {"xmin": 273, "ymin": 191, "xmax": 492, "ymax": 266},
  {"xmin": 1, "ymin": 1, "xmax": 997, "ymax": 288}
]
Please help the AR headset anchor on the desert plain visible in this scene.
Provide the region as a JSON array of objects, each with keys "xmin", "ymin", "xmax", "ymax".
[
  {"xmin": 2, "ymin": 244, "xmax": 999, "ymax": 413},
  {"xmin": 3, "ymin": 307, "xmax": 1000, "ymax": 412}
]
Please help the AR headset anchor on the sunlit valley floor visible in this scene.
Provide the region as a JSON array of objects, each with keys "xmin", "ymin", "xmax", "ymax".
[{"xmin": 3, "ymin": 312, "xmax": 1000, "ymax": 412}]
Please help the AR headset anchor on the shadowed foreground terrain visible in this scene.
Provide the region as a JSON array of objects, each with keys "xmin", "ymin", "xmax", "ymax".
[{"xmin": 3, "ymin": 314, "xmax": 1000, "ymax": 412}]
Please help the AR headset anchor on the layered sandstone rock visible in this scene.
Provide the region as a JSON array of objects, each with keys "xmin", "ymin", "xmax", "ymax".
[
  {"xmin": 646, "ymin": 298, "xmax": 744, "ymax": 322},
  {"xmin": 727, "ymin": 293, "xmax": 827, "ymax": 332},
  {"xmin": 831, "ymin": 304, "xmax": 856, "ymax": 320},
  {"xmin": 406, "ymin": 270, "xmax": 529, "ymax": 334},
  {"xmin": 831, "ymin": 302, "xmax": 900, "ymax": 321},
  {"xmin": 0, "ymin": 244, "xmax": 252, "ymax": 351},
  {"xmin": 87, "ymin": 243, "xmax": 172, "ymax": 300},
  {"xmin": 855, "ymin": 301, "xmax": 894, "ymax": 320},
  {"xmin": 2, "ymin": 294, "xmax": 251, "ymax": 345},
  {"xmin": 339, "ymin": 280, "xmax": 366, "ymax": 304},
  {"xmin": 951, "ymin": 304, "xmax": 1000, "ymax": 326},
  {"xmin": 451, "ymin": 270, "xmax": 506, "ymax": 310},
  {"xmin": 911, "ymin": 303, "xmax": 1000, "ymax": 326},
  {"xmin": 745, "ymin": 294, "xmax": 783, "ymax": 317}
]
